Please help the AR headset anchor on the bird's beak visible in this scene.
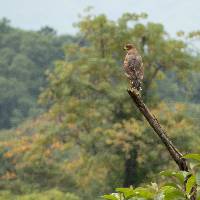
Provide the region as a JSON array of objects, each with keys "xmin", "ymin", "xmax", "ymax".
[{"xmin": 123, "ymin": 47, "xmax": 127, "ymax": 51}]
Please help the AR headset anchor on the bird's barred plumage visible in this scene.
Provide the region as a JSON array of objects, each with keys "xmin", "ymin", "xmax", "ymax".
[{"xmin": 123, "ymin": 44, "xmax": 144, "ymax": 91}]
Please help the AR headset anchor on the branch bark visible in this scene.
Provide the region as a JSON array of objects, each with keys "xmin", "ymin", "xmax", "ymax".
[
  {"xmin": 127, "ymin": 88, "xmax": 197, "ymax": 199},
  {"xmin": 127, "ymin": 89, "xmax": 188, "ymax": 171}
]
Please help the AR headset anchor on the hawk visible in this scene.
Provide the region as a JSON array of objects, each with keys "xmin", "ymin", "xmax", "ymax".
[{"xmin": 123, "ymin": 44, "xmax": 144, "ymax": 91}]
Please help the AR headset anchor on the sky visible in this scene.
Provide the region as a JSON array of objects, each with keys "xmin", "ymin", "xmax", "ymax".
[{"xmin": 0, "ymin": 0, "xmax": 200, "ymax": 36}]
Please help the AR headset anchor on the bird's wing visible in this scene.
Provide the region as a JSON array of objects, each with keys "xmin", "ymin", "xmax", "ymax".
[
  {"xmin": 128, "ymin": 55, "xmax": 141, "ymax": 69},
  {"xmin": 128, "ymin": 55, "xmax": 143, "ymax": 80}
]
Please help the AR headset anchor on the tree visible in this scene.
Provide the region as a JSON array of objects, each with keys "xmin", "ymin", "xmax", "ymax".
[
  {"xmin": 0, "ymin": 19, "xmax": 76, "ymax": 129},
  {"xmin": 39, "ymin": 11, "xmax": 199, "ymax": 191}
]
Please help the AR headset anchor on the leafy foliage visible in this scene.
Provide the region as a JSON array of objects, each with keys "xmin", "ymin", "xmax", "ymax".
[{"xmin": 103, "ymin": 154, "xmax": 200, "ymax": 200}]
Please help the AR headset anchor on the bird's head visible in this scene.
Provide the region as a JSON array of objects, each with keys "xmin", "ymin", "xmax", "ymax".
[{"xmin": 123, "ymin": 44, "xmax": 137, "ymax": 51}]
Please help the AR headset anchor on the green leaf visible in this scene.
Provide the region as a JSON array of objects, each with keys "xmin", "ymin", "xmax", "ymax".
[
  {"xmin": 115, "ymin": 188, "xmax": 134, "ymax": 199},
  {"xmin": 134, "ymin": 187, "xmax": 155, "ymax": 199},
  {"xmin": 161, "ymin": 186, "xmax": 184, "ymax": 200},
  {"xmin": 102, "ymin": 194, "xmax": 119, "ymax": 200},
  {"xmin": 190, "ymin": 162, "xmax": 200, "ymax": 170},
  {"xmin": 196, "ymin": 171, "xmax": 200, "ymax": 186},
  {"xmin": 160, "ymin": 170, "xmax": 189, "ymax": 184},
  {"xmin": 186, "ymin": 175, "xmax": 196, "ymax": 195},
  {"xmin": 163, "ymin": 182, "xmax": 180, "ymax": 189},
  {"xmin": 183, "ymin": 154, "xmax": 200, "ymax": 162}
]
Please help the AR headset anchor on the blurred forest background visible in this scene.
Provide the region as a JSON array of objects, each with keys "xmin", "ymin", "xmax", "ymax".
[{"xmin": 0, "ymin": 4, "xmax": 200, "ymax": 200}]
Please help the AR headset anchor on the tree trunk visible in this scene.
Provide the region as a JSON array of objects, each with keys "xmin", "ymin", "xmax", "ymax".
[{"xmin": 123, "ymin": 148, "xmax": 138, "ymax": 187}]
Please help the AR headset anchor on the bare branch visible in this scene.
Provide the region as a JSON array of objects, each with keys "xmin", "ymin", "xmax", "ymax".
[
  {"xmin": 127, "ymin": 89, "xmax": 188, "ymax": 170},
  {"xmin": 127, "ymin": 88, "xmax": 197, "ymax": 199}
]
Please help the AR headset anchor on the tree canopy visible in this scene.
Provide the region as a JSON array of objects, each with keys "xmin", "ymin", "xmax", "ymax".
[{"xmin": 0, "ymin": 18, "xmax": 76, "ymax": 128}]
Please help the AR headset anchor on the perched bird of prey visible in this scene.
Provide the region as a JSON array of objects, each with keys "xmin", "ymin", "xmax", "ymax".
[{"xmin": 123, "ymin": 44, "xmax": 144, "ymax": 91}]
